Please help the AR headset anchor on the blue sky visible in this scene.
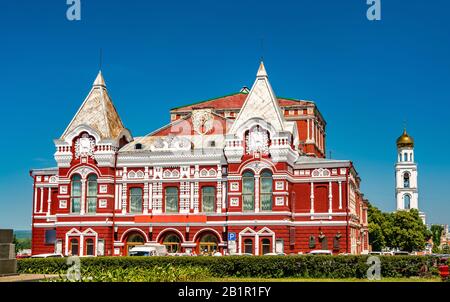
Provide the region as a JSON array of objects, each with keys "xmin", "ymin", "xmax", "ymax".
[{"xmin": 0, "ymin": 0, "xmax": 449, "ymax": 229}]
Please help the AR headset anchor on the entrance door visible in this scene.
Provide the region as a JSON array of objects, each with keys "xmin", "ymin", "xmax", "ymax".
[{"xmin": 126, "ymin": 233, "xmax": 145, "ymax": 255}]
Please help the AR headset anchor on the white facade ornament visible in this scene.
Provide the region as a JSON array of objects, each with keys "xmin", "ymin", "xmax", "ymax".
[
  {"xmin": 75, "ymin": 134, "xmax": 95, "ymax": 159},
  {"xmin": 246, "ymin": 126, "xmax": 269, "ymax": 154},
  {"xmin": 243, "ymin": 161, "xmax": 271, "ymax": 174},
  {"xmin": 312, "ymin": 168, "xmax": 331, "ymax": 178},
  {"xmin": 150, "ymin": 135, "xmax": 191, "ymax": 151},
  {"xmin": 192, "ymin": 109, "xmax": 213, "ymax": 135}
]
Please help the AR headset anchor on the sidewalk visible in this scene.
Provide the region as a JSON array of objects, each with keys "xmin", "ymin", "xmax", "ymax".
[{"xmin": 0, "ymin": 274, "xmax": 59, "ymax": 282}]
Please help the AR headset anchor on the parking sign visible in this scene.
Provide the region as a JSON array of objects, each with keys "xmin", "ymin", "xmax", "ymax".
[{"xmin": 228, "ymin": 232, "xmax": 236, "ymax": 241}]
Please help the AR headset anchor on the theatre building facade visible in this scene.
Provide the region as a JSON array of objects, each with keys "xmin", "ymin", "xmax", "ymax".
[{"xmin": 30, "ymin": 62, "xmax": 369, "ymax": 256}]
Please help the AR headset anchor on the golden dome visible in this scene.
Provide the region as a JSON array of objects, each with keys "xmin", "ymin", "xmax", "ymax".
[{"xmin": 396, "ymin": 129, "xmax": 414, "ymax": 148}]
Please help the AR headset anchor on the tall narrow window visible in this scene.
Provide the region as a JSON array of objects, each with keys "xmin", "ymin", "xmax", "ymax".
[
  {"xmin": 130, "ymin": 188, "xmax": 143, "ymax": 213},
  {"xmin": 261, "ymin": 238, "xmax": 271, "ymax": 255},
  {"xmin": 244, "ymin": 239, "xmax": 253, "ymax": 254},
  {"xmin": 71, "ymin": 174, "xmax": 82, "ymax": 213},
  {"xmin": 404, "ymin": 173, "xmax": 410, "ymax": 188},
  {"xmin": 242, "ymin": 171, "xmax": 255, "ymax": 211},
  {"xmin": 70, "ymin": 238, "xmax": 79, "ymax": 256},
  {"xmin": 404, "ymin": 153, "xmax": 408, "ymax": 162},
  {"xmin": 86, "ymin": 175, "xmax": 97, "ymax": 213},
  {"xmin": 404, "ymin": 194, "xmax": 411, "ymax": 209},
  {"xmin": 85, "ymin": 238, "xmax": 94, "ymax": 256},
  {"xmin": 260, "ymin": 170, "xmax": 273, "ymax": 211},
  {"xmin": 165, "ymin": 187, "xmax": 179, "ymax": 213},
  {"xmin": 202, "ymin": 187, "xmax": 215, "ymax": 213}
]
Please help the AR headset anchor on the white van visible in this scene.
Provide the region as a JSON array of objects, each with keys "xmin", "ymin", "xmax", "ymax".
[{"xmin": 129, "ymin": 244, "xmax": 168, "ymax": 257}]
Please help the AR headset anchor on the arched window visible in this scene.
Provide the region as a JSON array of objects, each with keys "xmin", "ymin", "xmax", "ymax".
[
  {"xmin": 404, "ymin": 194, "xmax": 411, "ymax": 209},
  {"xmin": 260, "ymin": 170, "xmax": 273, "ymax": 211},
  {"xmin": 130, "ymin": 188, "xmax": 143, "ymax": 213},
  {"xmin": 242, "ymin": 171, "xmax": 255, "ymax": 212},
  {"xmin": 261, "ymin": 238, "xmax": 271, "ymax": 255},
  {"xmin": 85, "ymin": 238, "xmax": 94, "ymax": 256},
  {"xmin": 71, "ymin": 174, "xmax": 82, "ymax": 213},
  {"xmin": 70, "ymin": 238, "xmax": 79, "ymax": 256},
  {"xmin": 86, "ymin": 175, "xmax": 97, "ymax": 213},
  {"xmin": 244, "ymin": 239, "xmax": 253, "ymax": 254},
  {"xmin": 165, "ymin": 187, "xmax": 179, "ymax": 213},
  {"xmin": 403, "ymin": 173, "xmax": 410, "ymax": 188},
  {"xmin": 163, "ymin": 234, "xmax": 181, "ymax": 253},
  {"xmin": 202, "ymin": 187, "xmax": 215, "ymax": 213},
  {"xmin": 199, "ymin": 234, "xmax": 219, "ymax": 255}
]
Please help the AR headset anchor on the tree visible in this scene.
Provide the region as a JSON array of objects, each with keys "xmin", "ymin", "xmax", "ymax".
[
  {"xmin": 368, "ymin": 203, "xmax": 386, "ymax": 251},
  {"xmin": 430, "ymin": 224, "xmax": 444, "ymax": 252},
  {"xmin": 367, "ymin": 203, "xmax": 429, "ymax": 252}
]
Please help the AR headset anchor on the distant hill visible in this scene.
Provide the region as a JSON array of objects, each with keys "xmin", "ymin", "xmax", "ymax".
[{"xmin": 14, "ymin": 230, "xmax": 31, "ymax": 240}]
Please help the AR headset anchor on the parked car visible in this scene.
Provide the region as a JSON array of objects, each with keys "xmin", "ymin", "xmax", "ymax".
[
  {"xmin": 393, "ymin": 251, "xmax": 410, "ymax": 256},
  {"xmin": 129, "ymin": 244, "xmax": 168, "ymax": 257},
  {"xmin": 264, "ymin": 252, "xmax": 286, "ymax": 256},
  {"xmin": 309, "ymin": 250, "xmax": 333, "ymax": 255},
  {"xmin": 31, "ymin": 253, "xmax": 64, "ymax": 258}
]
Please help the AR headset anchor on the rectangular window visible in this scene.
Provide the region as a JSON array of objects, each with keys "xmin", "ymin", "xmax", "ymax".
[
  {"xmin": 130, "ymin": 188, "xmax": 143, "ymax": 213},
  {"xmin": 165, "ymin": 187, "xmax": 179, "ymax": 213},
  {"xmin": 45, "ymin": 229, "xmax": 57, "ymax": 245},
  {"xmin": 202, "ymin": 187, "xmax": 215, "ymax": 213}
]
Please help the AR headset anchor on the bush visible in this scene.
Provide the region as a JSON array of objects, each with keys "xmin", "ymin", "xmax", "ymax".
[{"xmin": 18, "ymin": 255, "xmax": 439, "ymax": 281}]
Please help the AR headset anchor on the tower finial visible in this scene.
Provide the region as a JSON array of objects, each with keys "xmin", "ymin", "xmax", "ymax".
[{"xmin": 257, "ymin": 60, "xmax": 268, "ymax": 77}]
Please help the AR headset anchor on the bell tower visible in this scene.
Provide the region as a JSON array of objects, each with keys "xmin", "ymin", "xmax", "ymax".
[{"xmin": 395, "ymin": 129, "xmax": 425, "ymax": 223}]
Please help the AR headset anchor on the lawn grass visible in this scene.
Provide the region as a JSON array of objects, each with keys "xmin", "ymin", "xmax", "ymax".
[{"xmin": 198, "ymin": 277, "xmax": 442, "ymax": 282}]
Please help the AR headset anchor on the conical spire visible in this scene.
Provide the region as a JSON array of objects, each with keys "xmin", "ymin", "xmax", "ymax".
[
  {"xmin": 256, "ymin": 61, "xmax": 268, "ymax": 77},
  {"xmin": 93, "ymin": 70, "xmax": 106, "ymax": 87},
  {"xmin": 61, "ymin": 71, "xmax": 125, "ymax": 140},
  {"xmin": 230, "ymin": 61, "xmax": 286, "ymax": 134}
]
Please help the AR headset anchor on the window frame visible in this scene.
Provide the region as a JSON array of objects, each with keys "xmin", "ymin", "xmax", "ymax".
[
  {"xmin": 86, "ymin": 174, "xmax": 98, "ymax": 214},
  {"xmin": 201, "ymin": 186, "xmax": 216, "ymax": 213},
  {"xmin": 70, "ymin": 174, "xmax": 82, "ymax": 213},
  {"xmin": 165, "ymin": 187, "xmax": 179, "ymax": 213},
  {"xmin": 242, "ymin": 171, "xmax": 255, "ymax": 212},
  {"xmin": 129, "ymin": 187, "xmax": 143, "ymax": 213},
  {"xmin": 260, "ymin": 170, "xmax": 273, "ymax": 211}
]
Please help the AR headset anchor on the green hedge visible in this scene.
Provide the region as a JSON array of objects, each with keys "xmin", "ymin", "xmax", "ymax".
[{"xmin": 18, "ymin": 255, "xmax": 439, "ymax": 280}]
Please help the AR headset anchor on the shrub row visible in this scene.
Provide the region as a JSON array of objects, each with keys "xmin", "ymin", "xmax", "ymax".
[{"xmin": 18, "ymin": 255, "xmax": 440, "ymax": 280}]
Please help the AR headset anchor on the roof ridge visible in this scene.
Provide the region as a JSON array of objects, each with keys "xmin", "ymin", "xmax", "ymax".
[{"xmin": 170, "ymin": 92, "xmax": 246, "ymax": 111}]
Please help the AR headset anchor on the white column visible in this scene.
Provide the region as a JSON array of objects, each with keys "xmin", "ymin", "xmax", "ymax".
[
  {"xmin": 310, "ymin": 182, "xmax": 314, "ymax": 214},
  {"xmin": 254, "ymin": 175, "xmax": 260, "ymax": 213},
  {"xmin": 216, "ymin": 181, "xmax": 222, "ymax": 214},
  {"xmin": 255, "ymin": 234, "xmax": 259, "ymax": 255},
  {"xmin": 148, "ymin": 183, "xmax": 153, "ymax": 211},
  {"xmin": 328, "ymin": 182, "xmax": 333, "ymax": 213},
  {"xmin": 122, "ymin": 183, "xmax": 127, "ymax": 214},
  {"xmin": 80, "ymin": 179, "xmax": 86, "ymax": 214},
  {"xmin": 222, "ymin": 182, "xmax": 227, "ymax": 211},
  {"xmin": 47, "ymin": 187, "xmax": 52, "ymax": 216},
  {"xmin": 40, "ymin": 187, "xmax": 44, "ymax": 213},
  {"xmin": 143, "ymin": 182, "xmax": 149, "ymax": 214},
  {"xmin": 338, "ymin": 181, "xmax": 342, "ymax": 210},
  {"xmin": 311, "ymin": 121, "xmax": 315, "ymax": 143},
  {"xmin": 190, "ymin": 182, "xmax": 194, "ymax": 211},
  {"xmin": 34, "ymin": 187, "xmax": 38, "ymax": 213},
  {"xmin": 307, "ymin": 119, "xmax": 310, "ymax": 141}
]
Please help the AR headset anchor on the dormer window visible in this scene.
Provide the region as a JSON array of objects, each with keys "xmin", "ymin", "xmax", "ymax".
[
  {"xmin": 135, "ymin": 143, "xmax": 143, "ymax": 150},
  {"xmin": 209, "ymin": 141, "xmax": 216, "ymax": 147}
]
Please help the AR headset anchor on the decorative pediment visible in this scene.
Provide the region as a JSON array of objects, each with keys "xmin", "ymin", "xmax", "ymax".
[
  {"xmin": 74, "ymin": 133, "xmax": 96, "ymax": 159},
  {"xmin": 246, "ymin": 126, "xmax": 269, "ymax": 155}
]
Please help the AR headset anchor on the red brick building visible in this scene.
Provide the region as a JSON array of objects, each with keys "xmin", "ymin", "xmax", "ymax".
[{"xmin": 30, "ymin": 62, "xmax": 369, "ymax": 256}]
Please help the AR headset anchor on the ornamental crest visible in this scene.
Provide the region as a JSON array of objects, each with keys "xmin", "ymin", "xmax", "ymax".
[
  {"xmin": 246, "ymin": 126, "xmax": 269, "ymax": 154},
  {"xmin": 192, "ymin": 109, "xmax": 213, "ymax": 135},
  {"xmin": 75, "ymin": 134, "xmax": 95, "ymax": 159}
]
